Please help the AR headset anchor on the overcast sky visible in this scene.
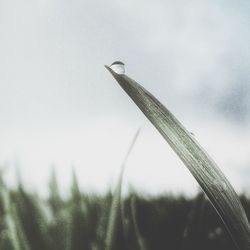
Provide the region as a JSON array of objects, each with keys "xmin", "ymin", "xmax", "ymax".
[{"xmin": 1, "ymin": 0, "xmax": 250, "ymax": 195}]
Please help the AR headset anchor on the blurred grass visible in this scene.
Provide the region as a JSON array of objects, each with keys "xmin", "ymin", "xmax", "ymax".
[{"xmin": 0, "ymin": 171, "xmax": 249, "ymax": 250}]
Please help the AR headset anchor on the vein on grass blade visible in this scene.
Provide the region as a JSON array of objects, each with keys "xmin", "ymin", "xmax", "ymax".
[{"xmin": 105, "ymin": 65, "xmax": 250, "ymax": 250}]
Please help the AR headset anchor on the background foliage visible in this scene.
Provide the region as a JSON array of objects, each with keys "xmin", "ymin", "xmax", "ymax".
[{"xmin": 0, "ymin": 171, "xmax": 249, "ymax": 250}]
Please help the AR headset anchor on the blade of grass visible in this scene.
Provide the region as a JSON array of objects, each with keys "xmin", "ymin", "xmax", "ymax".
[
  {"xmin": 0, "ymin": 180, "xmax": 25, "ymax": 250},
  {"xmin": 105, "ymin": 129, "xmax": 141, "ymax": 250},
  {"xmin": 130, "ymin": 196, "xmax": 149, "ymax": 250},
  {"xmin": 48, "ymin": 167, "xmax": 63, "ymax": 215},
  {"xmin": 105, "ymin": 65, "xmax": 250, "ymax": 250}
]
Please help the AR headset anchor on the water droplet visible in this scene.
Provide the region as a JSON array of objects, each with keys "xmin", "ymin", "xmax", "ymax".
[
  {"xmin": 208, "ymin": 231, "xmax": 215, "ymax": 240},
  {"xmin": 215, "ymin": 227, "xmax": 223, "ymax": 235},
  {"xmin": 110, "ymin": 61, "xmax": 125, "ymax": 74},
  {"xmin": 212, "ymin": 179, "xmax": 227, "ymax": 192}
]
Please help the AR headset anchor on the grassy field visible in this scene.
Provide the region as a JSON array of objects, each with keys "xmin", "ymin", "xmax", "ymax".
[{"xmin": 0, "ymin": 171, "xmax": 249, "ymax": 250}]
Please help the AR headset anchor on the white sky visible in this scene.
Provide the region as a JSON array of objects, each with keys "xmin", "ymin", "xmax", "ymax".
[{"xmin": 1, "ymin": 0, "xmax": 250, "ymax": 196}]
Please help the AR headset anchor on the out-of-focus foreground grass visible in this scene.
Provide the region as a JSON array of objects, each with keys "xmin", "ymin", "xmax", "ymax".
[{"xmin": 0, "ymin": 171, "xmax": 249, "ymax": 250}]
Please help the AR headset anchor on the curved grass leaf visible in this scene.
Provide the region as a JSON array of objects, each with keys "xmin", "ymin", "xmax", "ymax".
[
  {"xmin": 105, "ymin": 65, "xmax": 250, "ymax": 250},
  {"xmin": 105, "ymin": 129, "xmax": 140, "ymax": 250}
]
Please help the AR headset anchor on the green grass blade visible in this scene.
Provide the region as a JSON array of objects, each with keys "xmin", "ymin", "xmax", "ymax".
[
  {"xmin": 0, "ymin": 185, "xmax": 21, "ymax": 250},
  {"xmin": 48, "ymin": 168, "xmax": 63, "ymax": 215},
  {"xmin": 105, "ymin": 129, "xmax": 140, "ymax": 250},
  {"xmin": 105, "ymin": 65, "xmax": 250, "ymax": 250},
  {"xmin": 130, "ymin": 196, "xmax": 149, "ymax": 250}
]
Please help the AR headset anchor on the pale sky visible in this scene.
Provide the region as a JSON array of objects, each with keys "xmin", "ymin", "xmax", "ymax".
[{"xmin": 1, "ymin": 0, "xmax": 250, "ymax": 195}]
